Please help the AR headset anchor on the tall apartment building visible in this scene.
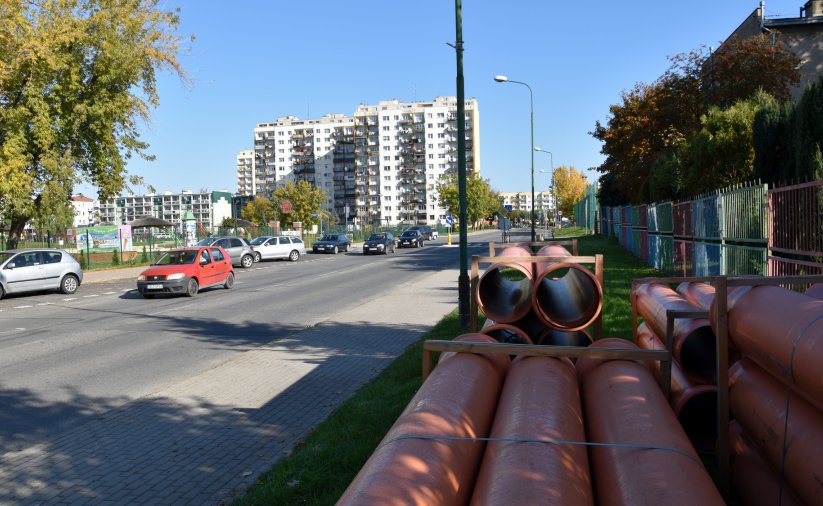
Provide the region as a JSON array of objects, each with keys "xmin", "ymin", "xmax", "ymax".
[
  {"xmin": 500, "ymin": 191, "xmax": 556, "ymax": 222},
  {"xmin": 97, "ymin": 190, "xmax": 233, "ymax": 231},
  {"xmin": 238, "ymin": 96, "xmax": 480, "ymax": 227}
]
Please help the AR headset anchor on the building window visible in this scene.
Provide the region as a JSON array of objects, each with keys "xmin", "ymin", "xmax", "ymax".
[
  {"xmin": 384, "ymin": 196, "xmax": 391, "ymax": 201},
  {"xmin": 383, "ymin": 156, "xmax": 390, "ymax": 161},
  {"xmin": 385, "ymin": 206, "xmax": 392, "ymax": 211}
]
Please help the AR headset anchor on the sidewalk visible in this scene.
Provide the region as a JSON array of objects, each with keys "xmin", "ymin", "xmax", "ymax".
[{"xmin": 0, "ymin": 267, "xmax": 461, "ymax": 505}]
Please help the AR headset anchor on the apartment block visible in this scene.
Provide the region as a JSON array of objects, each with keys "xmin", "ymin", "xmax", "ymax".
[
  {"xmin": 500, "ymin": 191, "xmax": 556, "ymax": 222},
  {"xmin": 97, "ymin": 190, "xmax": 233, "ymax": 232},
  {"xmin": 238, "ymin": 96, "xmax": 480, "ymax": 227}
]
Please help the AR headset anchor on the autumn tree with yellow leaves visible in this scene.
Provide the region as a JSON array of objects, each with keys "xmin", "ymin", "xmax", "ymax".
[
  {"xmin": 552, "ymin": 166, "xmax": 587, "ymax": 221},
  {"xmin": 0, "ymin": 0, "xmax": 189, "ymax": 248}
]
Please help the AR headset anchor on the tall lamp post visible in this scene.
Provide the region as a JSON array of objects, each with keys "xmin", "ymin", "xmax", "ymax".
[
  {"xmin": 494, "ymin": 75, "xmax": 535, "ymax": 242},
  {"xmin": 535, "ymin": 147, "xmax": 555, "ymax": 229}
]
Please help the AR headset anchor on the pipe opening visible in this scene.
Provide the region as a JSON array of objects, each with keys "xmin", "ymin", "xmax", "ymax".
[
  {"xmin": 484, "ymin": 327, "xmax": 530, "ymax": 344},
  {"xmin": 477, "ymin": 265, "xmax": 533, "ymax": 323},
  {"xmin": 676, "ymin": 388, "xmax": 718, "ymax": 454},
  {"xmin": 678, "ymin": 326, "xmax": 717, "ymax": 384},
  {"xmin": 538, "ymin": 329, "xmax": 593, "ymax": 347},
  {"xmin": 533, "ymin": 265, "xmax": 601, "ymax": 330}
]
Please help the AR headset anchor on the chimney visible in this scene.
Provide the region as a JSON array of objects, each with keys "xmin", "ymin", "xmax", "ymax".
[{"xmin": 804, "ymin": 0, "xmax": 823, "ymax": 17}]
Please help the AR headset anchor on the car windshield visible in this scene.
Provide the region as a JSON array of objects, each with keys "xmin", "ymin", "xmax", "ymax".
[
  {"xmin": 368, "ymin": 234, "xmax": 386, "ymax": 241},
  {"xmin": 196, "ymin": 238, "xmax": 215, "ymax": 246},
  {"xmin": 0, "ymin": 252, "xmax": 14, "ymax": 264},
  {"xmin": 154, "ymin": 250, "xmax": 198, "ymax": 265},
  {"xmin": 250, "ymin": 237, "xmax": 268, "ymax": 246},
  {"xmin": 320, "ymin": 235, "xmax": 336, "ymax": 241},
  {"xmin": 401, "ymin": 231, "xmax": 417, "ymax": 237}
]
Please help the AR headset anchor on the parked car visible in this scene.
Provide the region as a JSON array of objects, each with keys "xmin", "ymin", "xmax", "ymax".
[
  {"xmin": 312, "ymin": 234, "xmax": 351, "ymax": 254},
  {"xmin": 406, "ymin": 225, "xmax": 438, "ymax": 240},
  {"xmin": 136, "ymin": 246, "xmax": 234, "ymax": 298},
  {"xmin": 398, "ymin": 229, "xmax": 425, "ymax": 248},
  {"xmin": 250, "ymin": 235, "xmax": 306, "ymax": 262},
  {"xmin": 363, "ymin": 232, "xmax": 396, "ymax": 255},
  {"xmin": 0, "ymin": 248, "xmax": 83, "ymax": 300},
  {"xmin": 196, "ymin": 236, "xmax": 256, "ymax": 268}
]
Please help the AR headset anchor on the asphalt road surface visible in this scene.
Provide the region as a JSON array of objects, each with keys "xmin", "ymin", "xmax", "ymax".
[{"xmin": 0, "ymin": 230, "xmax": 502, "ymax": 456}]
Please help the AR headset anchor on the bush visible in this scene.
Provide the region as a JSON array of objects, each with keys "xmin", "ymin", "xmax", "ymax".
[
  {"xmin": 140, "ymin": 246, "xmax": 148, "ymax": 263},
  {"xmin": 111, "ymin": 249, "xmax": 120, "ymax": 266}
]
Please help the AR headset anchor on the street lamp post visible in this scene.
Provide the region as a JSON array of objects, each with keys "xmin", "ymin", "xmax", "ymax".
[
  {"xmin": 535, "ymin": 147, "xmax": 555, "ymax": 229},
  {"xmin": 495, "ymin": 75, "xmax": 535, "ymax": 242}
]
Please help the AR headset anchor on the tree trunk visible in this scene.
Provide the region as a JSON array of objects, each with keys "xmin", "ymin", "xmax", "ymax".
[{"xmin": 6, "ymin": 216, "xmax": 27, "ymax": 250}]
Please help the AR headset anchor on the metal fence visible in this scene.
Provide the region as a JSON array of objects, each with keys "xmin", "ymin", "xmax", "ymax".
[{"xmin": 598, "ymin": 181, "xmax": 816, "ymax": 277}]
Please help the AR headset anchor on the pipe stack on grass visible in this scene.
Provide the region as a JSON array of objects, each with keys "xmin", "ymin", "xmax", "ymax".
[
  {"xmin": 470, "ymin": 356, "xmax": 593, "ymax": 505},
  {"xmin": 634, "ymin": 282, "xmax": 716, "ymax": 384},
  {"xmin": 337, "ymin": 334, "xmax": 510, "ymax": 506},
  {"xmin": 577, "ymin": 339, "xmax": 724, "ymax": 506},
  {"xmin": 676, "ymin": 281, "xmax": 715, "ymax": 311}
]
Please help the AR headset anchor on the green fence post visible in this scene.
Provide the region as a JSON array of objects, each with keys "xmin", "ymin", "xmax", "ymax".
[{"xmin": 85, "ymin": 227, "xmax": 91, "ymax": 270}]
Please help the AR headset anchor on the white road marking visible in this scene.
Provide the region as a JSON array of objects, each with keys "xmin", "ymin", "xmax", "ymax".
[
  {"xmin": 83, "ymin": 294, "xmax": 100, "ymax": 298},
  {"xmin": 104, "ymin": 291, "xmax": 117, "ymax": 295},
  {"xmin": 13, "ymin": 305, "xmax": 32, "ymax": 309},
  {"xmin": 63, "ymin": 298, "xmax": 77, "ymax": 301},
  {"xmin": 0, "ymin": 327, "xmax": 26, "ymax": 334}
]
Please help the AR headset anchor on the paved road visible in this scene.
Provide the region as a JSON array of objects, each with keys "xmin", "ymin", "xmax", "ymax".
[{"xmin": 0, "ymin": 231, "xmax": 502, "ymax": 505}]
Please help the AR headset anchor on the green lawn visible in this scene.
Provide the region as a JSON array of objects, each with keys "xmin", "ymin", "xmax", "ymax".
[{"xmin": 236, "ymin": 233, "xmax": 662, "ymax": 505}]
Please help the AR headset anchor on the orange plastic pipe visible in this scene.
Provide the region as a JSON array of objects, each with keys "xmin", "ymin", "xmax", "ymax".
[
  {"xmin": 636, "ymin": 323, "xmax": 717, "ymax": 453},
  {"xmin": 719, "ymin": 285, "xmax": 823, "ymax": 412},
  {"xmin": 470, "ymin": 356, "xmax": 593, "ymax": 505},
  {"xmin": 729, "ymin": 358, "xmax": 823, "ymax": 506},
  {"xmin": 512, "ymin": 309, "xmax": 548, "ymax": 343},
  {"xmin": 480, "ymin": 323, "xmax": 532, "ymax": 345},
  {"xmin": 476, "ymin": 246, "xmax": 534, "ymax": 323},
  {"xmin": 578, "ymin": 339, "xmax": 724, "ymax": 506},
  {"xmin": 338, "ymin": 334, "xmax": 509, "ymax": 506},
  {"xmin": 729, "ymin": 420, "xmax": 804, "ymax": 506},
  {"xmin": 532, "ymin": 245, "xmax": 602, "ymax": 331},
  {"xmin": 675, "ymin": 281, "xmax": 715, "ymax": 311},
  {"xmin": 634, "ymin": 283, "xmax": 716, "ymax": 383},
  {"xmin": 536, "ymin": 328, "xmax": 593, "ymax": 348}
]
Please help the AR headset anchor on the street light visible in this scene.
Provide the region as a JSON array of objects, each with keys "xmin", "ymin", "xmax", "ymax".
[
  {"xmin": 535, "ymin": 147, "xmax": 556, "ymax": 229},
  {"xmin": 495, "ymin": 75, "xmax": 535, "ymax": 242}
]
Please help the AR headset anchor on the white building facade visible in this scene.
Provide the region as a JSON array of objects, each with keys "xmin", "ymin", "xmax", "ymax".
[
  {"xmin": 237, "ymin": 96, "xmax": 480, "ymax": 227},
  {"xmin": 97, "ymin": 190, "xmax": 233, "ymax": 232},
  {"xmin": 70, "ymin": 194, "xmax": 97, "ymax": 227}
]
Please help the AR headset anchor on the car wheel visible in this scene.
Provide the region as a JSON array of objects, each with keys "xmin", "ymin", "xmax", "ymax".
[
  {"xmin": 332, "ymin": 246, "xmax": 338, "ymax": 255},
  {"xmin": 224, "ymin": 272, "xmax": 235, "ymax": 289},
  {"xmin": 0, "ymin": 285, "xmax": 4, "ymax": 300},
  {"xmin": 289, "ymin": 250, "xmax": 300, "ymax": 262},
  {"xmin": 61, "ymin": 274, "xmax": 80, "ymax": 294},
  {"xmin": 363, "ymin": 250, "xmax": 369, "ymax": 256},
  {"xmin": 345, "ymin": 244, "xmax": 350, "ymax": 252},
  {"xmin": 254, "ymin": 252, "xmax": 262, "ymax": 263},
  {"xmin": 142, "ymin": 293, "xmax": 155, "ymax": 299},
  {"xmin": 241, "ymin": 255, "xmax": 254, "ymax": 268},
  {"xmin": 185, "ymin": 278, "xmax": 199, "ymax": 297}
]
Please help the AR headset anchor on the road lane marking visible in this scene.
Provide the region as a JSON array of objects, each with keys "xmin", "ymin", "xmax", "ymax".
[
  {"xmin": 104, "ymin": 291, "xmax": 117, "ymax": 295},
  {"xmin": 13, "ymin": 305, "xmax": 32, "ymax": 309},
  {"xmin": 63, "ymin": 298, "xmax": 77, "ymax": 301},
  {"xmin": 83, "ymin": 294, "xmax": 100, "ymax": 298}
]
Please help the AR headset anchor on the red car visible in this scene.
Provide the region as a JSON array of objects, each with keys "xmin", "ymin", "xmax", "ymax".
[{"xmin": 136, "ymin": 246, "xmax": 235, "ymax": 298}]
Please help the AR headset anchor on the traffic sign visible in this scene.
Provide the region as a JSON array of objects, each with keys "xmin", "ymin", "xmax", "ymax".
[
  {"xmin": 497, "ymin": 206, "xmax": 509, "ymax": 218},
  {"xmin": 445, "ymin": 216, "xmax": 454, "ymax": 225},
  {"xmin": 504, "ymin": 205, "xmax": 513, "ymax": 212}
]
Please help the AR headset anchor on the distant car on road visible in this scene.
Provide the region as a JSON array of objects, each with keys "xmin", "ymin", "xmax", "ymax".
[
  {"xmin": 196, "ymin": 236, "xmax": 256, "ymax": 268},
  {"xmin": 398, "ymin": 230, "xmax": 425, "ymax": 248},
  {"xmin": 250, "ymin": 235, "xmax": 306, "ymax": 262},
  {"xmin": 363, "ymin": 233, "xmax": 396, "ymax": 255},
  {"xmin": 312, "ymin": 234, "xmax": 351, "ymax": 254},
  {"xmin": 406, "ymin": 225, "xmax": 438, "ymax": 240},
  {"xmin": 136, "ymin": 246, "xmax": 234, "ymax": 298},
  {"xmin": 0, "ymin": 248, "xmax": 83, "ymax": 300}
]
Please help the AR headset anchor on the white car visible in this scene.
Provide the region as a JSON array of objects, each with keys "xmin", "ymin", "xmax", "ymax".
[
  {"xmin": 0, "ymin": 248, "xmax": 83, "ymax": 299},
  {"xmin": 250, "ymin": 235, "xmax": 306, "ymax": 262}
]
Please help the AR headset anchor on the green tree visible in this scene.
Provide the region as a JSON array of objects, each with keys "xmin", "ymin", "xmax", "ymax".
[
  {"xmin": 0, "ymin": 0, "xmax": 188, "ymax": 249},
  {"xmin": 436, "ymin": 173, "xmax": 499, "ymax": 229},
  {"xmin": 272, "ymin": 181, "xmax": 327, "ymax": 230},
  {"xmin": 220, "ymin": 217, "xmax": 237, "ymax": 229},
  {"xmin": 790, "ymin": 77, "xmax": 823, "ymax": 181},
  {"xmin": 683, "ymin": 97, "xmax": 760, "ymax": 194},
  {"xmin": 242, "ymin": 197, "xmax": 278, "ymax": 227},
  {"xmin": 753, "ymin": 93, "xmax": 793, "ymax": 185}
]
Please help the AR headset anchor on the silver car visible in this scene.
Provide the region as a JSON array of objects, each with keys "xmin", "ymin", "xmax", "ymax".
[
  {"xmin": 196, "ymin": 236, "xmax": 256, "ymax": 268},
  {"xmin": 250, "ymin": 235, "xmax": 306, "ymax": 262},
  {"xmin": 0, "ymin": 248, "xmax": 83, "ymax": 299}
]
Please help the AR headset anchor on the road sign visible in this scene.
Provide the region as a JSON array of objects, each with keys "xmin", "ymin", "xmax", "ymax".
[
  {"xmin": 504, "ymin": 204, "xmax": 513, "ymax": 212},
  {"xmin": 445, "ymin": 216, "xmax": 454, "ymax": 225},
  {"xmin": 497, "ymin": 206, "xmax": 509, "ymax": 218}
]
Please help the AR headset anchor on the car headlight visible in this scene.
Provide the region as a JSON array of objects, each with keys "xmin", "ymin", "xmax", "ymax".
[
  {"xmin": 137, "ymin": 274, "xmax": 146, "ymax": 281},
  {"xmin": 167, "ymin": 273, "xmax": 185, "ymax": 280}
]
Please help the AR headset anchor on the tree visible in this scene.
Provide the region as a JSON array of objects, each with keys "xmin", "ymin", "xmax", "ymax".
[
  {"xmin": 0, "ymin": 0, "xmax": 188, "ymax": 249},
  {"xmin": 553, "ymin": 165, "xmax": 587, "ymax": 220},
  {"xmin": 436, "ymin": 173, "xmax": 499, "ymax": 229},
  {"xmin": 683, "ymin": 97, "xmax": 761, "ymax": 194},
  {"xmin": 242, "ymin": 197, "xmax": 278, "ymax": 227},
  {"xmin": 271, "ymin": 181, "xmax": 327, "ymax": 230}
]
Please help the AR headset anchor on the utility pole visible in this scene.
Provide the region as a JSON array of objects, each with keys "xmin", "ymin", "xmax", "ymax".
[{"xmin": 454, "ymin": 0, "xmax": 470, "ymax": 328}]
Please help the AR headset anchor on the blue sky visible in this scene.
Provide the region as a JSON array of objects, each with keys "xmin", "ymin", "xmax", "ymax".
[{"xmin": 105, "ymin": 0, "xmax": 805, "ymax": 197}]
